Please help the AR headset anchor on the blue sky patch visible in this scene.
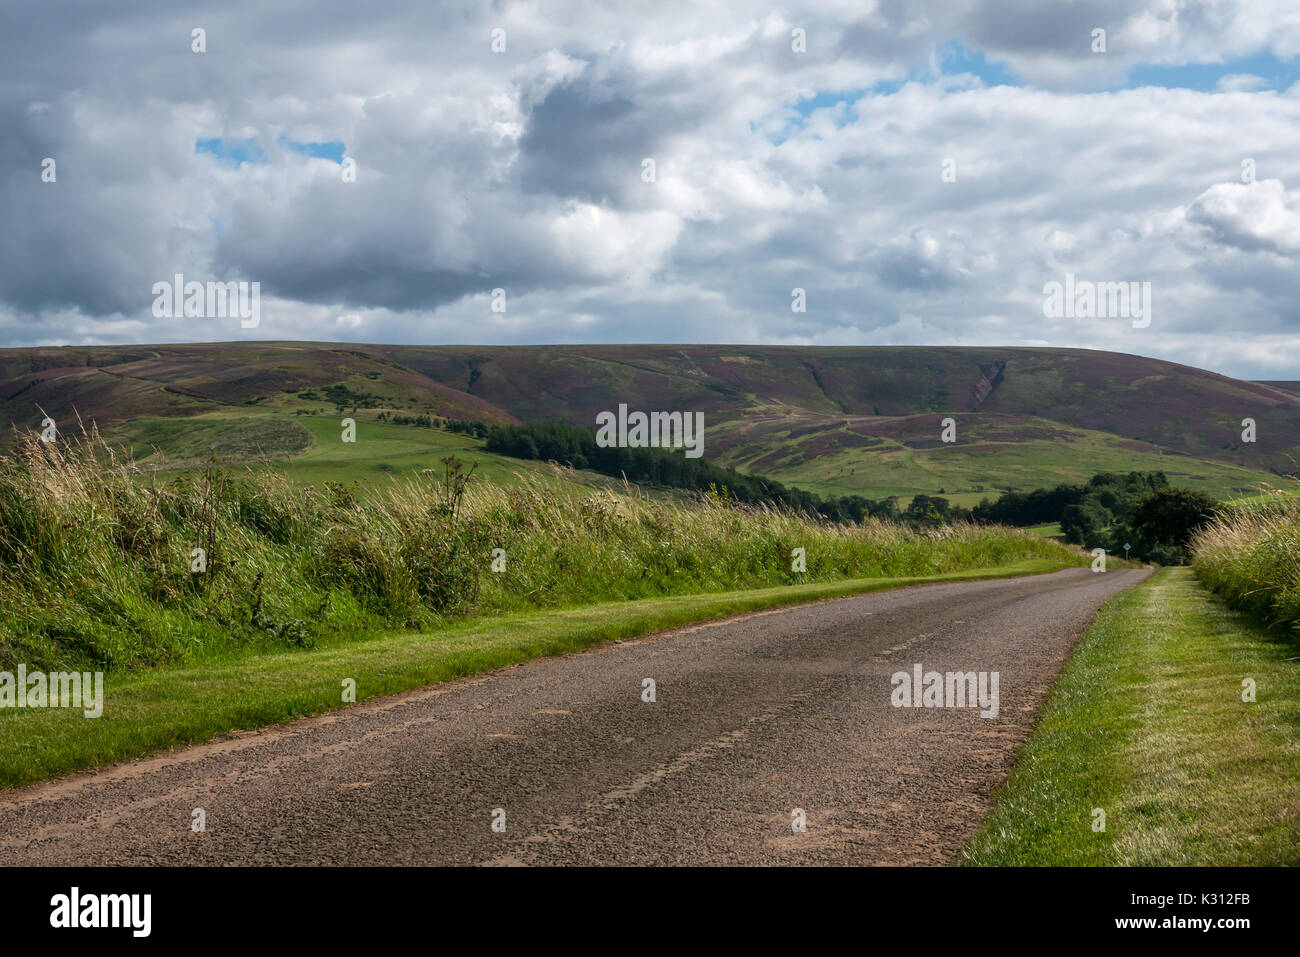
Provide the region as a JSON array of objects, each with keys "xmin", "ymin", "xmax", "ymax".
[
  {"xmin": 1123, "ymin": 51, "xmax": 1299, "ymax": 92},
  {"xmin": 771, "ymin": 44, "xmax": 1293, "ymax": 148},
  {"xmin": 195, "ymin": 137, "xmax": 266, "ymax": 166},
  {"xmin": 282, "ymin": 137, "xmax": 346, "ymax": 163},
  {"xmin": 196, "ymin": 136, "xmax": 346, "ymax": 166},
  {"xmin": 793, "ymin": 89, "xmax": 865, "ymax": 120},
  {"xmin": 935, "ymin": 42, "xmax": 1020, "ymax": 87},
  {"xmin": 775, "ymin": 43, "xmax": 1018, "ymax": 145}
]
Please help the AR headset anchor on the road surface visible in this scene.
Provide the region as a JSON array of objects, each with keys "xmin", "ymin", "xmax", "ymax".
[{"xmin": 0, "ymin": 566, "xmax": 1151, "ymax": 865}]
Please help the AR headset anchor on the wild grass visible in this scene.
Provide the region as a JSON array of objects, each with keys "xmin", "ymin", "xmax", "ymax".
[
  {"xmin": 0, "ymin": 427, "xmax": 1079, "ymax": 673},
  {"xmin": 1191, "ymin": 493, "xmax": 1300, "ymax": 633}
]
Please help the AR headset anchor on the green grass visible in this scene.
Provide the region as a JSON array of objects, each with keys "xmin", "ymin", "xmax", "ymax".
[
  {"xmin": 963, "ymin": 567, "xmax": 1300, "ymax": 865},
  {"xmin": 108, "ymin": 399, "xmax": 1288, "ymax": 512},
  {"xmin": 1, "ymin": 427, "xmax": 1079, "ymax": 674},
  {"xmin": 274, "ymin": 415, "xmax": 591, "ymax": 490},
  {"xmin": 719, "ymin": 418, "xmax": 1280, "ymax": 505},
  {"xmin": 119, "ymin": 412, "xmax": 313, "ymax": 463},
  {"xmin": 1193, "ymin": 498, "xmax": 1300, "ymax": 633},
  {"xmin": 119, "ymin": 410, "xmax": 596, "ymax": 493},
  {"xmin": 0, "ymin": 558, "xmax": 1073, "ymax": 790},
  {"xmin": 0, "ymin": 421, "xmax": 1091, "ymax": 793},
  {"xmin": 1225, "ymin": 487, "xmax": 1300, "ymax": 507},
  {"xmin": 1026, "ymin": 522, "xmax": 1064, "ymax": 540}
]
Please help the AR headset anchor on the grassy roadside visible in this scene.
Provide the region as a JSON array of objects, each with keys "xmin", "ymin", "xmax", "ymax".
[
  {"xmin": 1, "ymin": 428, "xmax": 1076, "ymax": 673},
  {"xmin": 0, "ymin": 558, "xmax": 1071, "ymax": 792},
  {"xmin": 963, "ymin": 567, "xmax": 1300, "ymax": 866},
  {"xmin": 1192, "ymin": 497, "xmax": 1300, "ymax": 633}
]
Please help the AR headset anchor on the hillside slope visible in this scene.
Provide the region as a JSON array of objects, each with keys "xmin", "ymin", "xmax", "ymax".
[
  {"xmin": 1, "ymin": 342, "xmax": 1295, "ymax": 501},
  {"xmin": 380, "ymin": 344, "xmax": 1300, "ymax": 471}
]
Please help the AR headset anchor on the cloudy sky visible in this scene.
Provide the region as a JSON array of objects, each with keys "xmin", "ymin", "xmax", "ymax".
[{"xmin": 3, "ymin": 0, "xmax": 1299, "ymax": 379}]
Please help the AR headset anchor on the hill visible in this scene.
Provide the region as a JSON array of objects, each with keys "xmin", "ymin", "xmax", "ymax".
[
  {"xmin": 1259, "ymin": 381, "xmax": 1300, "ymax": 399},
  {"xmin": 1, "ymin": 342, "xmax": 1296, "ymax": 502}
]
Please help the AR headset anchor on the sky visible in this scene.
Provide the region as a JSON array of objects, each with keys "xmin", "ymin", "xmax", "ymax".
[{"xmin": 2, "ymin": 0, "xmax": 1299, "ymax": 380}]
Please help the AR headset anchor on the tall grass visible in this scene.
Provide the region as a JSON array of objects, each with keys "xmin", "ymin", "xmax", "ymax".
[
  {"xmin": 1191, "ymin": 493, "xmax": 1300, "ymax": 633},
  {"xmin": 0, "ymin": 428, "xmax": 1079, "ymax": 672}
]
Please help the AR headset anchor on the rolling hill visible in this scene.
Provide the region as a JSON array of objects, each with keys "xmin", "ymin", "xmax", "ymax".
[
  {"xmin": 1, "ymin": 342, "xmax": 1296, "ymax": 502},
  {"xmin": 1260, "ymin": 381, "xmax": 1300, "ymax": 399}
]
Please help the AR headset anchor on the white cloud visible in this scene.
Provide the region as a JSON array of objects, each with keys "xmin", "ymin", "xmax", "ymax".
[
  {"xmin": 1217, "ymin": 73, "xmax": 1268, "ymax": 92},
  {"xmin": 1, "ymin": 1, "xmax": 1299, "ymax": 379},
  {"xmin": 1185, "ymin": 179, "xmax": 1300, "ymax": 254}
]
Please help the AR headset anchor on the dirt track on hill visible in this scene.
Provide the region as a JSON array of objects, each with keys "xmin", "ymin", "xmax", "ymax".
[{"xmin": 0, "ymin": 566, "xmax": 1151, "ymax": 865}]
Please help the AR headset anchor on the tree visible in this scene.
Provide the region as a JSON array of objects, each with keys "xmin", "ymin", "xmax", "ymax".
[
  {"xmin": 906, "ymin": 494, "xmax": 951, "ymax": 526},
  {"xmin": 1060, "ymin": 500, "xmax": 1110, "ymax": 545},
  {"xmin": 1129, "ymin": 487, "xmax": 1219, "ymax": 557}
]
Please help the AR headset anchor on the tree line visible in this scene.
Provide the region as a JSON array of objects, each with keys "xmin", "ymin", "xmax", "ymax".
[
  {"xmin": 481, "ymin": 420, "xmax": 904, "ymax": 523},
  {"xmin": 475, "ymin": 422, "xmax": 1221, "ymax": 562}
]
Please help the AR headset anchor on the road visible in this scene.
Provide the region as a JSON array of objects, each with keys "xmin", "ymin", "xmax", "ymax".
[{"xmin": 0, "ymin": 566, "xmax": 1151, "ymax": 865}]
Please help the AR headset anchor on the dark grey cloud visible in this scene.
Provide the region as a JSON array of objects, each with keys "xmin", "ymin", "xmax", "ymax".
[{"xmin": 518, "ymin": 77, "xmax": 646, "ymax": 202}]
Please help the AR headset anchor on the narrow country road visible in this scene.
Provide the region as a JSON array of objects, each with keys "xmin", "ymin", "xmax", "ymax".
[{"xmin": 1, "ymin": 567, "xmax": 1151, "ymax": 865}]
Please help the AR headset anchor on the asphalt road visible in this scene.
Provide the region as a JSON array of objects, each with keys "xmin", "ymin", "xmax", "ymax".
[{"xmin": 0, "ymin": 566, "xmax": 1151, "ymax": 865}]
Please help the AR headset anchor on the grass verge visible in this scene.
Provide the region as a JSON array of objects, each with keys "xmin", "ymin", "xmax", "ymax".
[
  {"xmin": 0, "ymin": 558, "xmax": 1069, "ymax": 791},
  {"xmin": 963, "ymin": 567, "xmax": 1300, "ymax": 866},
  {"xmin": 1, "ymin": 428, "xmax": 1078, "ymax": 672},
  {"xmin": 1192, "ymin": 496, "xmax": 1300, "ymax": 633}
]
